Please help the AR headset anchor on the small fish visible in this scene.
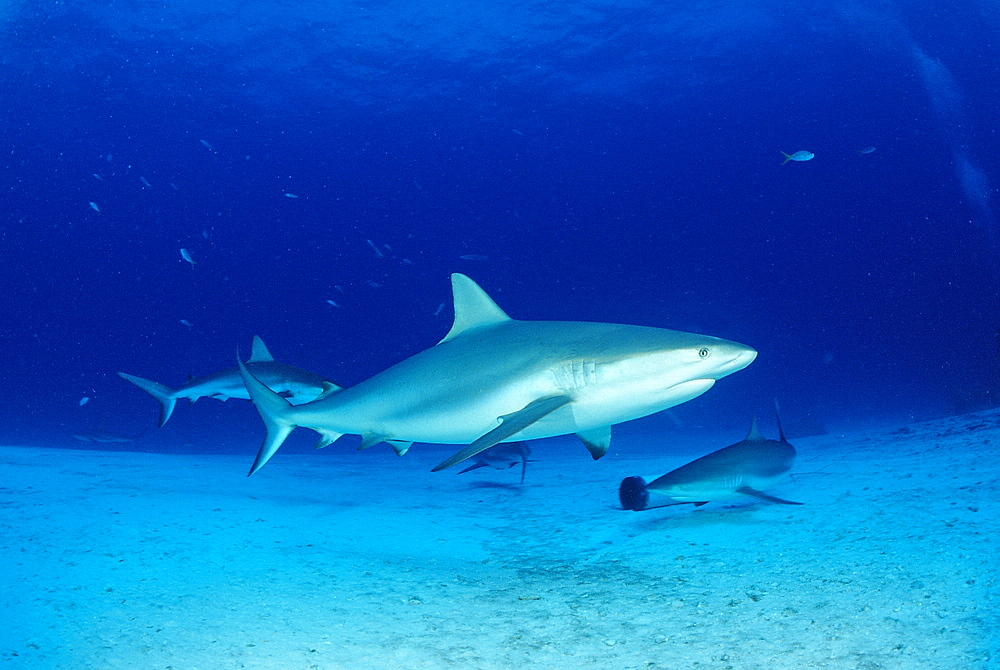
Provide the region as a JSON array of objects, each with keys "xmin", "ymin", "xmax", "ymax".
[
  {"xmin": 92, "ymin": 173, "xmax": 104, "ymax": 181},
  {"xmin": 179, "ymin": 319, "xmax": 193, "ymax": 328},
  {"xmin": 79, "ymin": 397, "xmax": 90, "ymax": 406},
  {"xmin": 334, "ymin": 285, "xmax": 344, "ymax": 293},
  {"xmin": 780, "ymin": 150, "xmax": 814, "ymax": 165},
  {"xmin": 459, "ymin": 254, "xmax": 488, "ymax": 261},
  {"xmin": 433, "ymin": 302, "xmax": 445, "ymax": 317},
  {"xmin": 366, "ymin": 239, "xmax": 384, "ymax": 259},
  {"xmin": 140, "ymin": 176, "xmax": 152, "ymax": 188},
  {"xmin": 200, "ymin": 139, "xmax": 214, "ymax": 151},
  {"xmin": 326, "ymin": 299, "xmax": 340, "ymax": 307},
  {"xmin": 170, "ymin": 182, "xmax": 179, "ymax": 191},
  {"xmin": 512, "ymin": 129, "xmax": 524, "ymax": 136},
  {"xmin": 284, "ymin": 193, "xmax": 298, "ymax": 198},
  {"xmin": 365, "ymin": 280, "xmax": 382, "ymax": 288},
  {"xmin": 180, "ymin": 248, "xmax": 196, "ymax": 266},
  {"xmin": 859, "ymin": 146, "xmax": 876, "ymax": 155},
  {"xmin": 89, "ymin": 201, "xmax": 100, "ymax": 212}
]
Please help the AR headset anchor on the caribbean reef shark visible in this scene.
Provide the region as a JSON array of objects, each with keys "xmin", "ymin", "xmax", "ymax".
[
  {"xmin": 238, "ymin": 273, "xmax": 756, "ymax": 475},
  {"xmin": 620, "ymin": 405, "xmax": 801, "ymax": 511},
  {"xmin": 457, "ymin": 441, "xmax": 532, "ymax": 484},
  {"xmin": 119, "ymin": 335, "xmax": 338, "ymax": 427}
]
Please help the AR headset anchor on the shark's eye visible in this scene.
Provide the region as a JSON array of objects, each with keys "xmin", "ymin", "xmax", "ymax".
[{"xmin": 698, "ymin": 347, "xmax": 710, "ymax": 359}]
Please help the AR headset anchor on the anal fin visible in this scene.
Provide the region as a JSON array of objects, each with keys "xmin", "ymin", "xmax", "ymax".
[
  {"xmin": 387, "ymin": 440, "xmax": 412, "ymax": 456},
  {"xmin": 313, "ymin": 430, "xmax": 344, "ymax": 449},
  {"xmin": 431, "ymin": 394, "xmax": 573, "ymax": 471},
  {"xmin": 358, "ymin": 434, "xmax": 388, "ymax": 450}
]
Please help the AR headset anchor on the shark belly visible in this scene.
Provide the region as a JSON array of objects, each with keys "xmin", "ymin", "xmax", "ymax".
[{"xmin": 290, "ymin": 345, "xmax": 720, "ymax": 444}]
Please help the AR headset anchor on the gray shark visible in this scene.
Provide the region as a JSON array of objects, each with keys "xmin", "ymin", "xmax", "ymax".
[
  {"xmin": 119, "ymin": 335, "xmax": 339, "ymax": 427},
  {"xmin": 620, "ymin": 407, "xmax": 801, "ymax": 511},
  {"xmin": 72, "ymin": 430, "xmax": 139, "ymax": 444},
  {"xmin": 237, "ymin": 274, "xmax": 756, "ymax": 476},
  {"xmin": 457, "ymin": 441, "xmax": 532, "ymax": 484}
]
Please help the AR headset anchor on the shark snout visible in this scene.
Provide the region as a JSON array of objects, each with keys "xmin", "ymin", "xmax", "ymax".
[
  {"xmin": 714, "ymin": 344, "xmax": 757, "ymax": 378},
  {"xmin": 735, "ymin": 346, "xmax": 757, "ymax": 367}
]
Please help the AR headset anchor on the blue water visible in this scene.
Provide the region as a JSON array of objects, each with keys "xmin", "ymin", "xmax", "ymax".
[{"xmin": 1, "ymin": 0, "xmax": 997, "ymax": 458}]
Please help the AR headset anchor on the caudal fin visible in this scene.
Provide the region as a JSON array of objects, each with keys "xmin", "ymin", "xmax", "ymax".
[
  {"xmin": 118, "ymin": 372, "xmax": 178, "ymax": 427},
  {"xmin": 238, "ymin": 358, "xmax": 299, "ymax": 476}
]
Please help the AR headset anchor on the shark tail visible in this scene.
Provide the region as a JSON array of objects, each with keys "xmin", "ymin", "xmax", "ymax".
[
  {"xmin": 238, "ymin": 359, "xmax": 300, "ymax": 476},
  {"xmin": 118, "ymin": 372, "xmax": 178, "ymax": 427}
]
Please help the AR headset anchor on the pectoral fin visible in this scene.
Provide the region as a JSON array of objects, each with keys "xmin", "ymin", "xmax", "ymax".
[
  {"xmin": 576, "ymin": 426, "xmax": 611, "ymax": 460},
  {"xmin": 736, "ymin": 486, "xmax": 803, "ymax": 505},
  {"xmin": 457, "ymin": 462, "xmax": 489, "ymax": 475},
  {"xmin": 431, "ymin": 394, "xmax": 573, "ymax": 471}
]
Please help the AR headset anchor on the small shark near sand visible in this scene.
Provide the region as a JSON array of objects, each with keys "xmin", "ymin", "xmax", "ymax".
[
  {"xmin": 457, "ymin": 441, "xmax": 532, "ymax": 484},
  {"xmin": 119, "ymin": 336, "xmax": 338, "ymax": 427},
  {"xmin": 619, "ymin": 405, "xmax": 801, "ymax": 511},
  {"xmin": 72, "ymin": 430, "xmax": 139, "ymax": 444},
  {"xmin": 238, "ymin": 273, "xmax": 757, "ymax": 476}
]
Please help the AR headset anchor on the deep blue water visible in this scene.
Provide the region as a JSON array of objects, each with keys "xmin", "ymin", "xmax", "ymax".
[{"xmin": 1, "ymin": 0, "xmax": 997, "ymax": 458}]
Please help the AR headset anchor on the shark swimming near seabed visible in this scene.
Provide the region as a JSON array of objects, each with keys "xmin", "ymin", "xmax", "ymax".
[
  {"xmin": 619, "ymin": 403, "xmax": 802, "ymax": 511},
  {"xmin": 457, "ymin": 441, "xmax": 532, "ymax": 484},
  {"xmin": 238, "ymin": 273, "xmax": 757, "ymax": 476},
  {"xmin": 119, "ymin": 335, "xmax": 339, "ymax": 427}
]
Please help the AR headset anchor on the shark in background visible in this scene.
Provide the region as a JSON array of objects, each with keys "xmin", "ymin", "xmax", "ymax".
[
  {"xmin": 238, "ymin": 273, "xmax": 757, "ymax": 475},
  {"xmin": 619, "ymin": 404, "xmax": 801, "ymax": 511},
  {"xmin": 457, "ymin": 441, "xmax": 532, "ymax": 484},
  {"xmin": 119, "ymin": 335, "xmax": 339, "ymax": 427}
]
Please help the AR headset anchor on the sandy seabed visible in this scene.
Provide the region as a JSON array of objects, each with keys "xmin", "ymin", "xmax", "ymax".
[{"xmin": 2, "ymin": 410, "xmax": 998, "ymax": 670}]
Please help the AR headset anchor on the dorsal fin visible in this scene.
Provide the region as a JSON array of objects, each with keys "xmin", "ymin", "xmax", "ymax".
[
  {"xmin": 248, "ymin": 335, "xmax": 275, "ymax": 363},
  {"xmin": 774, "ymin": 398, "xmax": 787, "ymax": 442},
  {"xmin": 745, "ymin": 414, "xmax": 766, "ymax": 441},
  {"xmin": 438, "ymin": 274, "xmax": 512, "ymax": 344}
]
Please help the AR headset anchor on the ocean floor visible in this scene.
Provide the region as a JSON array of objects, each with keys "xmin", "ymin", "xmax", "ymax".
[{"xmin": 2, "ymin": 409, "xmax": 998, "ymax": 669}]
